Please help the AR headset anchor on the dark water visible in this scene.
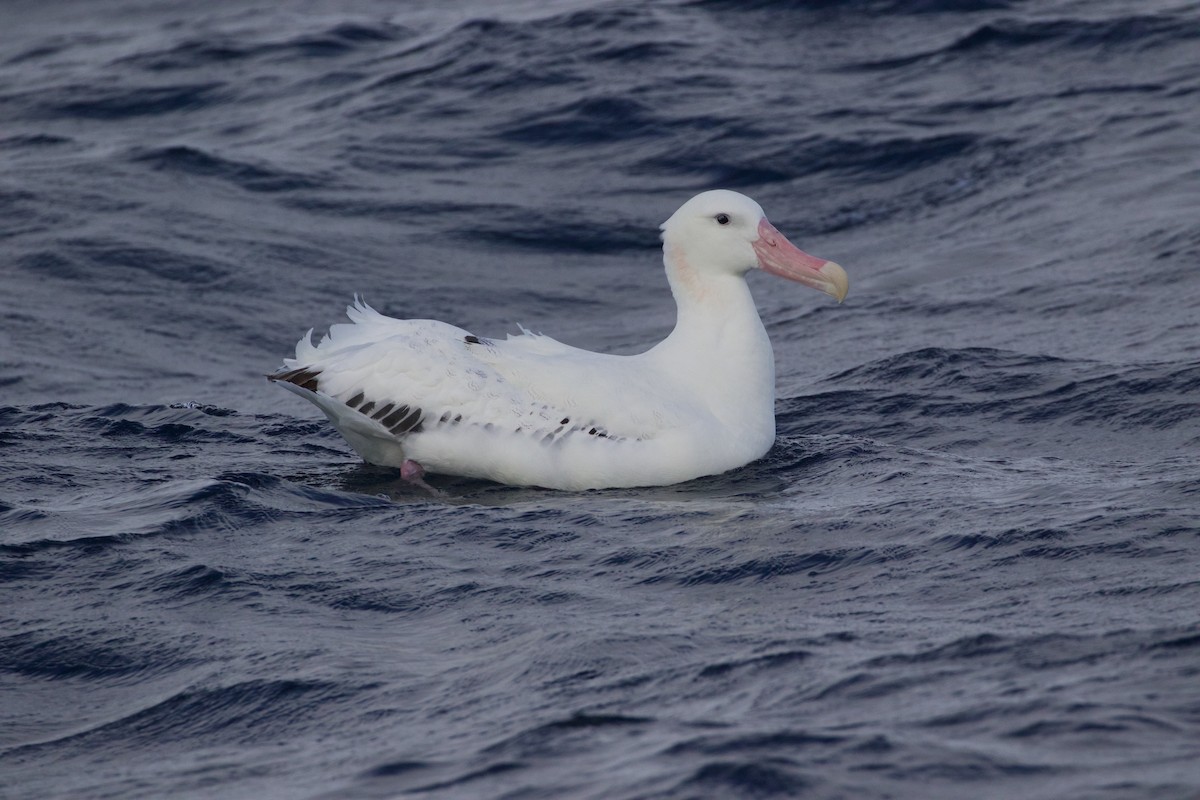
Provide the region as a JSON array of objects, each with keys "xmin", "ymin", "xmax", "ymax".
[{"xmin": 3, "ymin": 0, "xmax": 1200, "ymax": 797}]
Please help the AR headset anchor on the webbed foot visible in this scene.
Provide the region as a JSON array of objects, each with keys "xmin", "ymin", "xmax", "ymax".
[{"xmin": 400, "ymin": 459, "xmax": 444, "ymax": 497}]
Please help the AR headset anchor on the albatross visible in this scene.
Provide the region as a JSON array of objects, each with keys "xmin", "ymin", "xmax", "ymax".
[{"xmin": 269, "ymin": 190, "xmax": 848, "ymax": 491}]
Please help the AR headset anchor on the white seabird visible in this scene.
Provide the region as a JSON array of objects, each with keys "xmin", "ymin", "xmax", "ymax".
[{"xmin": 270, "ymin": 190, "xmax": 848, "ymax": 490}]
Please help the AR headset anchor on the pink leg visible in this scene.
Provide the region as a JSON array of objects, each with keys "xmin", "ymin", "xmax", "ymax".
[{"xmin": 400, "ymin": 459, "xmax": 442, "ymax": 496}]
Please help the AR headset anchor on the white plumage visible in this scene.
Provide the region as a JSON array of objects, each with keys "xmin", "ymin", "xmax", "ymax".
[{"xmin": 270, "ymin": 190, "xmax": 848, "ymax": 490}]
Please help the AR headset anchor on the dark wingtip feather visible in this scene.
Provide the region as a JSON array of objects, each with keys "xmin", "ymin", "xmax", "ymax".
[{"xmin": 270, "ymin": 366, "xmax": 323, "ymax": 392}]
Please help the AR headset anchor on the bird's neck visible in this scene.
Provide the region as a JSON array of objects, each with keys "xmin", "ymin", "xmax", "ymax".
[
  {"xmin": 652, "ymin": 245, "xmax": 777, "ymax": 426},
  {"xmin": 659, "ymin": 241, "xmax": 764, "ymax": 341}
]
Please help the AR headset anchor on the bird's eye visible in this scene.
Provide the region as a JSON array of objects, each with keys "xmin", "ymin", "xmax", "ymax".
[{"xmin": 715, "ymin": 213, "xmax": 731, "ymax": 225}]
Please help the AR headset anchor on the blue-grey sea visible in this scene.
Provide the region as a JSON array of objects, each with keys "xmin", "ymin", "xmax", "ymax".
[{"xmin": 2, "ymin": 1, "xmax": 1199, "ymax": 798}]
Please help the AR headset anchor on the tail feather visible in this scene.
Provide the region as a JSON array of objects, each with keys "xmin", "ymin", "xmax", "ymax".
[{"xmin": 270, "ymin": 377, "xmax": 410, "ymax": 467}]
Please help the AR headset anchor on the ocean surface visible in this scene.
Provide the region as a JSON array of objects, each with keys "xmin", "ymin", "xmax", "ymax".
[{"xmin": 2, "ymin": 0, "xmax": 1199, "ymax": 797}]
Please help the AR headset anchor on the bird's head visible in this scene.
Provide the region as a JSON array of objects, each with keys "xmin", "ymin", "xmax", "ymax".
[{"xmin": 660, "ymin": 189, "xmax": 848, "ymax": 303}]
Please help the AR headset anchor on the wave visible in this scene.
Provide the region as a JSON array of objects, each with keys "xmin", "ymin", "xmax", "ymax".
[
  {"xmin": 845, "ymin": 12, "xmax": 1200, "ymax": 72},
  {"xmin": 2, "ymin": 677, "xmax": 353, "ymax": 759},
  {"xmin": 0, "ymin": 628, "xmax": 200, "ymax": 682},
  {"xmin": 39, "ymin": 82, "xmax": 227, "ymax": 120},
  {"xmin": 0, "ymin": 403, "xmax": 390, "ymax": 552},
  {"xmin": 18, "ymin": 239, "xmax": 232, "ymax": 287},
  {"xmin": 113, "ymin": 21, "xmax": 410, "ymax": 73},
  {"xmin": 689, "ymin": 0, "xmax": 1016, "ymax": 12},
  {"xmin": 128, "ymin": 145, "xmax": 324, "ymax": 193},
  {"xmin": 782, "ymin": 347, "xmax": 1200, "ymax": 445}
]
